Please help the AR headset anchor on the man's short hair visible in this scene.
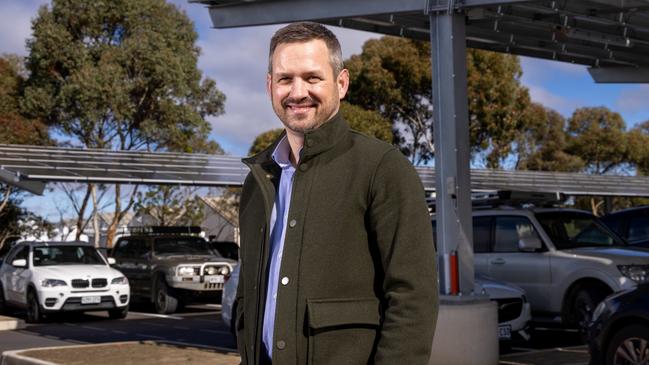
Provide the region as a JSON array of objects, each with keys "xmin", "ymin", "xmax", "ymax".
[{"xmin": 268, "ymin": 22, "xmax": 344, "ymax": 76}]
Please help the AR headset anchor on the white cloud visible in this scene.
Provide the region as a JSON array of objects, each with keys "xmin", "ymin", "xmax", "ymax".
[
  {"xmin": 616, "ymin": 85, "xmax": 649, "ymax": 114},
  {"xmin": 0, "ymin": 0, "xmax": 49, "ymax": 55},
  {"xmin": 527, "ymin": 85, "xmax": 585, "ymax": 116}
]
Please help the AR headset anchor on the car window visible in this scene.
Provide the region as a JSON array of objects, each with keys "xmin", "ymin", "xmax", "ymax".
[
  {"xmin": 536, "ymin": 211, "xmax": 625, "ymax": 249},
  {"xmin": 494, "ymin": 216, "xmax": 539, "ymax": 253},
  {"xmin": 472, "ymin": 217, "xmax": 491, "ymax": 253},
  {"xmin": 154, "ymin": 237, "xmax": 219, "ymax": 256},
  {"xmin": 113, "ymin": 239, "xmax": 148, "ymax": 259},
  {"xmin": 628, "ymin": 215, "xmax": 649, "ymax": 244},
  {"xmin": 32, "ymin": 246, "xmax": 105, "ymax": 266}
]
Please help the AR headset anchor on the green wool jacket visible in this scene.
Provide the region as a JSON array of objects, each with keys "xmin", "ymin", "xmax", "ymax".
[{"xmin": 237, "ymin": 113, "xmax": 438, "ymax": 365}]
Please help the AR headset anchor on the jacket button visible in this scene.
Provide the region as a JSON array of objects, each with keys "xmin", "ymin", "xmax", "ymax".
[
  {"xmin": 289, "ymin": 219, "xmax": 297, "ymax": 228},
  {"xmin": 277, "ymin": 340, "xmax": 286, "ymax": 350},
  {"xmin": 281, "ymin": 277, "xmax": 289, "ymax": 285},
  {"xmin": 299, "ymin": 164, "xmax": 308, "ymax": 172},
  {"xmin": 306, "ymin": 139, "xmax": 313, "ymax": 147}
]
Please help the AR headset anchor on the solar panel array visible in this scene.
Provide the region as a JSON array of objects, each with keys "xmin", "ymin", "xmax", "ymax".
[
  {"xmin": 196, "ymin": 0, "xmax": 649, "ymax": 81},
  {"xmin": 3, "ymin": 144, "xmax": 649, "ymax": 196}
]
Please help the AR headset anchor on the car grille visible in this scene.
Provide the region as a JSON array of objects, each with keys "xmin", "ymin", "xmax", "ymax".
[
  {"xmin": 494, "ymin": 298, "xmax": 523, "ymax": 323},
  {"xmin": 71, "ymin": 279, "xmax": 89, "ymax": 288},
  {"xmin": 71, "ymin": 278, "xmax": 108, "ymax": 289},
  {"xmin": 92, "ymin": 278, "xmax": 107, "ymax": 288},
  {"xmin": 204, "ymin": 283, "xmax": 224, "ymax": 290}
]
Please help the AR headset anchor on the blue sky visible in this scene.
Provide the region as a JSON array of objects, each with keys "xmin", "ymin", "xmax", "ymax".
[{"xmin": 1, "ymin": 0, "xmax": 648, "ymax": 220}]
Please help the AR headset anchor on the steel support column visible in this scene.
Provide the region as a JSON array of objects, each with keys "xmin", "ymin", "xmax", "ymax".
[{"xmin": 430, "ymin": 8, "xmax": 475, "ymax": 295}]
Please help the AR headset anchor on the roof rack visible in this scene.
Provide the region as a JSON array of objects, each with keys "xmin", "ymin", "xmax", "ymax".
[
  {"xmin": 427, "ymin": 190, "xmax": 565, "ymax": 213},
  {"xmin": 128, "ymin": 226, "xmax": 202, "ymax": 235}
]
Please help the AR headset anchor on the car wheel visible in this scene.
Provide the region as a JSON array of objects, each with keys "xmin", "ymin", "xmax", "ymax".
[
  {"xmin": 26, "ymin": 290, "xmax": 44, "ymax": 323},
  {"xmin": 154, "ymin": 277, "xmax": 178, "ymax": 314},
  {"xmin": 572, "ymin": 287, "xmax": 607, "ymax": 335},
  {"xmin": 605, "ymin": 324, "xmax": 649, "ymax": 365},
  {"xmin": 108, "ymin": 306, "xmax": 129, "ymax": 320}
]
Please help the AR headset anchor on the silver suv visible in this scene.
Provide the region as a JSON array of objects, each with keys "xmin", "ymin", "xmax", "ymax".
[{"xmin": 470, "ymin": 208, "xmax": 649, "ymax": 328}]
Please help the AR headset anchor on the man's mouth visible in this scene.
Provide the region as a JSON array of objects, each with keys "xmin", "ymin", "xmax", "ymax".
[{"xmin": 286, "ymin": 104, "xmax": 315, "ymax": 113}]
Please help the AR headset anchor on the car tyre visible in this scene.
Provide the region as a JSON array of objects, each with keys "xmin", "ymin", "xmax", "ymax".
[
  {"xmin": 605, "ymin": 324, "xmax": 649, "ymax": 365},
  {"xmin": 26, "ymin": 290, "xmax": 44, "ymax": 323},
  {"xmin": 154, "ymin": 277, "xmax": 178, "ymax": 314},
  {"xmin": 108, "ymin": 306, "xmax": 129, "ymax": 320},
  {"xmin": 572, "ymin": 286, "xmax": 607, "ymax": 335}
]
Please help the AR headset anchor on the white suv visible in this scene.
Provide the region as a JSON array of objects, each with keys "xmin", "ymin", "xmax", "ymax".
[{"xmin": 0, "ymin": 241, "xmax": 130, "ymax": 323}]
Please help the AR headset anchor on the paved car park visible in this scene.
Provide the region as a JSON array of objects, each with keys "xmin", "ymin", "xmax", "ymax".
[{"xmin": 0, "ymin": 304, "xmax": 595, "ymax": 365}]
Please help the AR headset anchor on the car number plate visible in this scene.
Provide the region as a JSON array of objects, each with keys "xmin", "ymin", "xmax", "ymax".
[
  {"xmin": 207, "ymin": 275, "xmax": 224, "ymax": 284},
  {"xmin": 498, "ymin": 325, "xmax": 512, "ymax": 340},
  {"xmin": 81, "ymin": 296, "xmax": 101, "ymax": 304}
]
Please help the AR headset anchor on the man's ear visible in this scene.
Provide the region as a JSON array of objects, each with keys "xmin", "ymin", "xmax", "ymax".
[
  {"xmin": 266, "ymin": 73, "xmax": 272, "ymax": 96},
  {"xmin": 337, "ymin": 69, "xmax": 349, "ymax": 99}
]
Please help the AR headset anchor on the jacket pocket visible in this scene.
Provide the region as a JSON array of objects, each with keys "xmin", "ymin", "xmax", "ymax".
[{"xmin": 307, "ymin": 297, "xmax": 381, "ymax": 365}]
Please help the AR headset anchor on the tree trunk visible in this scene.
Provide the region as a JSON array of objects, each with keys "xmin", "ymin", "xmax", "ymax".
[
  {"xmin": 75, "ymin": 185, "xmax": 93, "ymax": 240},
  {"xmin": 92, "ymin": 184, "xmax": 100, "ymax": 248}
]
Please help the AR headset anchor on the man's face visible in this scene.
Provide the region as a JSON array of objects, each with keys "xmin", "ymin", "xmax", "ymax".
[{"xmin": 267, "ymin": 39, "xmax": 349, "ymax": 134}]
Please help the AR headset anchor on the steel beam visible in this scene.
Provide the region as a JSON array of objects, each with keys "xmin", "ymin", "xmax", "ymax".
[
  {"xmin": 0, "ymin": 168, "xmax": 45, "ymax": 195},
  {"xmin": 588, "ymin": 66, "xmax": 649, "ymax": 83},
  {"xmin": 200, "ymin": 0, "xmax": 538, "ymax": 28},
  {"xmin": 430, "ymin": 8, "xmax": 475, "ymax": 294}
]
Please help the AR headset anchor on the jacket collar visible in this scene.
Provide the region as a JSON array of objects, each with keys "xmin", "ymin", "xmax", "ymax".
[{"xmin": 243, "ymin": 111, "xmax": 348, "ymax": 167}]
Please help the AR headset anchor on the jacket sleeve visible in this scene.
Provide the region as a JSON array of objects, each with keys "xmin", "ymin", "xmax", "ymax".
[
  {"xmin": 234, "ymin": 261, "xmax": 246, "ymax": 363},
  {"xmin": 369, "ymin": 148, "xmax": 439, "ymax": 365}
]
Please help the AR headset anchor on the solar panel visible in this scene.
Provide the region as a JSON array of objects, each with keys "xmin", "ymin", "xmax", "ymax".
[
  {"xmin": 3, "ymin": 144, "xmax": 649, "ymax": 197},
  {"xmin": 194, "ymin": 0, "xmax": 649, "ymax": 82}
]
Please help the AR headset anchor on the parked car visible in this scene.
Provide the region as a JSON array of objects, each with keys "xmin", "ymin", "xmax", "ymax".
[
  {"xmin": 111, "ymin": 227, "xmax": 236, "ymax": 314},
  {"xmin": 587, "ymin": 284, "xmax": 649, "ymax": 365},
  {"xmin": 209, "ymin": 240, "xmax": 239, "ymax": 261},
  {"xmin": 0, "ymin": 241, "xmax": 130, "ymax": 323},
  {"xmin": 220, "ymin": 266, "xmax": 531, "ymax": 345},
  {"xmin": 601, "ymin": 206, "xmax": 649, "ymax": 247},
  {"xmin": 434, "ymin": 207, "xmax": 649, "ymax": 331}
]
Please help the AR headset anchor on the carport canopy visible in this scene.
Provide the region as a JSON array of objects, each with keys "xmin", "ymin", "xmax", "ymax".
[{"xmin": 2, "ymin": 144, "xmax": 649, "ymax": 197}]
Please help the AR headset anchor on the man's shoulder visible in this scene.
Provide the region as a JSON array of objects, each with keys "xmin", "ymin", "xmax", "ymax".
[{"xmin": 347, "ymin": 129, "xmax": 395, "ymax": 155}]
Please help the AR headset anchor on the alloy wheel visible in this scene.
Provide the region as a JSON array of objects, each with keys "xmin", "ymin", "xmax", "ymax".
[{"xmin": 614, "ymin": 337, "xmax": 649, "ymax": 365}]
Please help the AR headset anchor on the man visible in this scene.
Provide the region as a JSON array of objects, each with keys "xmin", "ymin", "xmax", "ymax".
[{"xmin": 237, "ymin": 22, "xmax": 438, "ymax": 365}]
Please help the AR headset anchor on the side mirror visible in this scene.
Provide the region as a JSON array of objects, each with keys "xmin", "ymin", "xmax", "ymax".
[
  {"xmin": 12, "ymin": 259, "xmax": 27, "ymax": 268},
  {"xmin": 519, "ymin": 237, "xmax": 542, "ymax": 252},
  {"xmin": 107, "ymin": 257, "xmax": 116, "ymax": 265}
]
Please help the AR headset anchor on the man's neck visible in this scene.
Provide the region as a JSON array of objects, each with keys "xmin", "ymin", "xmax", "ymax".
[{"xmin": 284, "ymin": 129, "xmax": 304, "ymax": 166}]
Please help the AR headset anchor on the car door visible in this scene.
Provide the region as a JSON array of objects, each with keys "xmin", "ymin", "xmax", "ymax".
[
  {"xmin": 472, "ymin": 216, "xmax": 493, "ymax": 275},
  {"xmin": 4, "ymin": 246, "xmax": 30, "ymax": 304},
  {"xmin": 112, "ymin": 238, "xmax": 148, "ymax": 297},
  {"xmin": 486, "ymin": 215, "xmax": 552, "ymax": 312}
]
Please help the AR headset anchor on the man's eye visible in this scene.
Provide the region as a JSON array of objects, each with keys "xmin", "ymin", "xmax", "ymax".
[{"xmin": 308, "ymin": 77, "xmax": 321, "ymax": 83}]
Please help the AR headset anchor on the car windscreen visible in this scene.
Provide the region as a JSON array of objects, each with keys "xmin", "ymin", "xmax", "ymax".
[
  {"xmin": 33, "ymin": 245, "xmax": 105, "ymax": 266},
  {"xmin": 535, "ymin": 211, "xmax": 626, "ymax": 249},
  {"xmin": 154, "ymin": 237, "xmax": 221, "ymax": 256}
]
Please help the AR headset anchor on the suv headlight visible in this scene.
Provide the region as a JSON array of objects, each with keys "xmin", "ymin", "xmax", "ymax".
[
  {"xmin": 177, "ymin": 266, "xmax": 196, "ymax": 276},
  {"xmin": 111, "ymin": 276, "xmax": 128, "ymax": 285},
  {"xmin": 41, "ymin": 279, "xmax": 67, "ymax": 287},
  {"xmin": 618, "ymin": 265, "xmax": 649, "ymax": 283}
]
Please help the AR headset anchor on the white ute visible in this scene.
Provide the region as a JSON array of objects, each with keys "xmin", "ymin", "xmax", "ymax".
[{"xmin": 0, "ymin": 241, "xmax": 130, "ymax": 322}]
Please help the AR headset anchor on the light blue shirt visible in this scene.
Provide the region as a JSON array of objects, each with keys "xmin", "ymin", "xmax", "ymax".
[{"xmin": 263, "ymin": 136, "xmax": 296, "ymax": 358}]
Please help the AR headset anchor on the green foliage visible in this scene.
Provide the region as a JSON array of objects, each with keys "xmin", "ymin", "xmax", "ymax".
[
  {"xmin": 0, "ymin": 55, "xmax": 51, "ymax": 146},
  {"xmin": 249, "ymin": 128, "xmax": 284, "ymax": 156},
  {"xmin": 134, "ymin": 186, "xmax": 204, "ymax": 227},
  {"xmin": 515, "ymin": 103, "xmax": 583, "ymax": 172},
  {"xmin": 340, "ymin": 102, "xmax": 393, "ymax": 143},
  {"xmin": 566, "ymin": 107, "xmax": 629, "ymax": 175},
  {"xmin": 21, "ymin": 0, "xmax": 225, "ymax": 151},
  {"xmin": 345, "ymin": 37, "xmax": 532, "ymax": 167}
]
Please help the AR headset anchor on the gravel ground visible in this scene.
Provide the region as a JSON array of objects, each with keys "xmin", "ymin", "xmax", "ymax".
[{"xmin": 18, "ymin": 341, "xmax": 240, "ymax": 365}]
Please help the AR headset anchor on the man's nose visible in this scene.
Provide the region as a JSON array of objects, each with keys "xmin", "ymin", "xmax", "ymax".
[{"xmin": 289, "ymin": 78, "xmax": 308, "ymax": 99}]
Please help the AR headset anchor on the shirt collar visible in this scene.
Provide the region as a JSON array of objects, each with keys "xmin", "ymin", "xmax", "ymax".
[{"xmin": 271, "ymin": 135, "xmax": 293, "ymax": 169}]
